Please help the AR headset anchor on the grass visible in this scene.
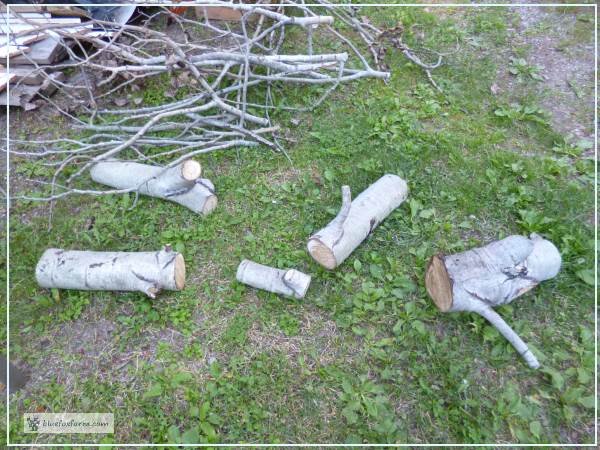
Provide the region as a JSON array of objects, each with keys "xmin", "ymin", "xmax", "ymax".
[{"xmin": 1, "ymin": 5, "xmax": 595, "ymax": 446}]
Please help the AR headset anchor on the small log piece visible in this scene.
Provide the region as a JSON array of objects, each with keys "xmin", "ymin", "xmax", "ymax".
[{"xmin": 236, "ymin": 259, "xmax": 311, "ymax": 299}]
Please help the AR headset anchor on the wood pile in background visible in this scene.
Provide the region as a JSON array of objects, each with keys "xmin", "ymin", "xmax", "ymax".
[
  {"xmin": 1, "ymin": 2, "xmax": 269, "ymax": 109},
  {"xmin": 0, "ymin": 5, "xmax": 116, "ymax": 109}
]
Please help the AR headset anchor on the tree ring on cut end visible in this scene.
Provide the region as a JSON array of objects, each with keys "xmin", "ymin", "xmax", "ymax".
[
  {"xmin": 307, "ymin": 238, "xmax": 337, "ymax": 270},
  {"xmin": 174, "ymin": 253, "xmax": 186, "ymax": 290},
  {"xmin": 181, "ymin": 160, "xmax": 202, "ymax": 181},
  {"xmin": 202, "ymin": 195, "xmax": 218, "ymax": 215},
  {"xmin": 425, "ymin": 254, "xmax": 453, "ymax": 312}
]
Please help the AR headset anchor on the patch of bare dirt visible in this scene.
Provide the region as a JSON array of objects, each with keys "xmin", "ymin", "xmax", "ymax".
[
  {"xmin": 16, "ymin": 298, "xmax": 195, "ymax": 396},
  {"xmin": 266, "ymin": 166, "xmax": 303, "ymax": 187},
  {"xmin": 0, "ymin": 79, "xmax": 93, "ymax": 225},
  {"xmin": 17, "ymin": 301, "xmax": 120, "ymax": 394},
  {"xmin": 246, "ymin": 309, "xmax": 348, "ymax": 368},
  {"xmin": 495, "ymin": 4, "xmax": 595, "ymax": 143}
]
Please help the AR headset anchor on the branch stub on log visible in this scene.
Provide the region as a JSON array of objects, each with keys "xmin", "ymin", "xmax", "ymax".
[
  {"xmin": 424, "ymin": 233, "xmax": 562, "ymax": 369},
  {"xmin": 308, "ymin": 174, "xmax": 408, "ymax": 269}
]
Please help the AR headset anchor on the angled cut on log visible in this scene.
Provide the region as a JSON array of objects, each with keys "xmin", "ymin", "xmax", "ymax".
[
  {"xmin": 425, "ymin": 233, "xmax": 561, "ymax": 369},
  {"xmin": 308, "ymin": 174, "xmax": 408, "ymax": 269},
  {"xmin": 236, "ymin": 259, "xmax": 311, "ymax": 299},
  {"xmin": 90, "ymin": 159, "xmax": 217, "ymax": 215},
  {"xmin": 36, "ymin": 246, "xmax": 185, "ymax": 299}
]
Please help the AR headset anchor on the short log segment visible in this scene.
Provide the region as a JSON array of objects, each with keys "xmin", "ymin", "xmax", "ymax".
[
  {"xmin": 425, "ymin": 233, "xmax": 561, "ymax": 369},
  {"xmin": 307, "ymin": 174, "xmax": 408, "ymax": 269},
  {"xmin": 35, "ymin": 246, "xmax": 185, "ymax": 298},
  {"xmin": 236, "ymin": 260, "xmax": 311, "ymax": 299},
  {"xmin": 90, "ymin": 159, "xmax": 217, "ymax": 215}
]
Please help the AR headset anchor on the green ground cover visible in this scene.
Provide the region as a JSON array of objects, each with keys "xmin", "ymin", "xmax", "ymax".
[{"xmin": 2, "ymin": 4, "xmax": 595, "ymax": 445}]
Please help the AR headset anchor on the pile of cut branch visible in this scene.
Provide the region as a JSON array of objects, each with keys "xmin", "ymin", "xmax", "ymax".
[{"xmin": 9, "ymin": 2, "xmax": 443, "ymax": 203}]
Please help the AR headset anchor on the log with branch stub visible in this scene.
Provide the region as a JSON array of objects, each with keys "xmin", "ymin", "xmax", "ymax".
[
  {"xmin": 307, "ymin": 174, "xmax": 408, "ymax": 269},
  {"xmin": 236, "ymin": 259, "xmax": 311, "ymax": 299},
  {"xmin": 90, "ymin": 159, "xmax": 217, "ymax": 215},
  {"xmin": 35, "ymin": 245, "xmax": 185, "ymax": 298},
  {"xmin": 7, "ymin": 3, "xmax": 445, "ymax": 205},
  {"xmin": 425, "ymin": 233, "xmax": 561, "ymax": 369},
  {"xmin": 8, "ymin": 4, "xmax": 388, "ymax": 202}
]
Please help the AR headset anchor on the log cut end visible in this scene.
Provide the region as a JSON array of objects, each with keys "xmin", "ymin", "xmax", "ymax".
[
  {"xmin": 236, "ymin": 259, "xmax": 311, "ymax": 299},
  {"xmin": 181, "ymin": 160, "xmax": 202, "ymax": 181},
  {"xmin": 425, "ymin": 254, "xmax": 453, "ymax": 312},
  {"xmin": 283, "ymin": 269, "xmax": 312, "ymax": 299},
  {"xmin": 174, "ymin": 253, "xmax": 186, "ymax": 290},
  {"xmin": 236, "ymin": 259, "xmax": 250, "ymax": 281},
  {"xmin": 307, "ymin": 238, "xmax": 337, "ymax": 270},
  {"xmin": 202, "ymin": 194, "xmax": 218, "ymax": 215},
  {"xmin": 35, "ymin": 248, "xmax": 58, "ymax": 288}
]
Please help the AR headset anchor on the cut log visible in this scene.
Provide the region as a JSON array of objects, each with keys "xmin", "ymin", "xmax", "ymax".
[
  {"xmin": 90, "ymin": 159, "xmax": 217, "ymax": 215},
  {"xmin": 425, "ymin": 233, "xmax": 561, "ymax": 369},
  {"xmin": 236, "ymin": 259, "xmax": 311, "ymax": 299},
  {"xmin": 35, "ymin": 246, "xmax": 185, "ymax": 299},
  {"xmin": 307, "ymin": 174, "xmax": 408, "ymax": 269}
]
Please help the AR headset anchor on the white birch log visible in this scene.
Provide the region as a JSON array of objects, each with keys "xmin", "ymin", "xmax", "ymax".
[
  {"xmin": 35, "ymin": 246, "xmax": 185, "ymax": 299},
  {"xmin": 307, "ymin": 174, "xmax": 408, "ymax": 269},
  {"xmin": 425, "ymin": 233, "xmax": 561, "ymax": 369},
  {"xmin": 90, "ymin": 159, "xmax": 217, "ymax": 215},
  {"xmin": 236, "ymin": 260, "xmax": 311, "ymax": 299}
]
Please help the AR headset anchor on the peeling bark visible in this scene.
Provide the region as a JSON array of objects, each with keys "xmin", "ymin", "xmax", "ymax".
[
  {"xmin": 236, "ymin": 259, "xmax": 311, "ymax": 299},
  {"xmin": 35, "ymin": 246, "xmax": 185, "ymax": 298},
  {"xmin": 425, "ymin": 233, "xmax": 561, "ymax": 369},
  {"xmin": 307, "ymin": 174, "xmax": 408, "ymax": 269}
]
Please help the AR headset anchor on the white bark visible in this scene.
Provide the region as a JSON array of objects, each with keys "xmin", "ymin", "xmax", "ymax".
[
  {"xmin": 11, "ymin": 5, "xmax": 395, "ymax": 203},
  {"xmin": 236, "ymin": 260, "xmax": 311, "ymax": 299},
  {"xmin": 90, "ymin": 159, "xmax": 217, "ymax": 215},
  {"xmin": 307, "ymin": 174, "xmax": 408, "ymax": 269},
  {"xmin": 35, "ymin": 246, "xmax": 185, "ymax": 299},
  {"xmin": 425, "ymin": 233, "xmax": 561, "ymax": 369}
]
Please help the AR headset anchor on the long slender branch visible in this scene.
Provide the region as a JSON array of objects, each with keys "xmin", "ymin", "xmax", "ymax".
[{"xmin": 9, "ymin": 3, "xmax": 398, "ymax": 204}]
